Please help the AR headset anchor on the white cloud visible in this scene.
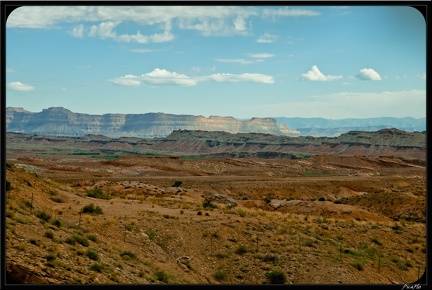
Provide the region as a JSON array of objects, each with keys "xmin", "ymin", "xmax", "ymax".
[
  {"xmin": 256, "ymin": 33, "xmax": 278, "ymax": 43},
  {"xmin": 6, "ymin": 68, "xmax": 15, "ymax": 73},
  {"xmin": 421, "ymin": 73, "xmax": 426, "ymax": 80},
  {"xmin": 140, "ymin": 68, "xmax": 197, "ymax": 86},
  {"xmin": 203, "ymin": 73, "xmax": 274, "ymax": 84},
  {"xmin": 71, "ymin": 24, "xmax": 84, "ymax": 38},
  {"xmin": 248, "ymin": 53, "xmax": 275, "ymax": 58},
  {"xmin": 263, "ymin": 7, "xmax": 321, "ymax": 18},
  {"xmin": 111, "ymin": 69, "xmax": 275, "ymax": 86},
  {"xmin": 355, "ymin": 68, "xmax": 382, "ymax": 81},
  {"xmin": 8, "ymin": 81, "xmax": 34, "ymax": 91},
  {"xmin": 300, "ymin": 65, "xmax": 342, "ymax": 81},
  {"xmin": 8, "ymin": 6, "xmax": 259, "ymax": 42},
  {"xmin": 110, "ymin": 75, "xmax": 141, "ymax": 87},
  {"xmin": 262, "ymin": 89, "xmax": 426, "ymax": 119},
  {"xmin": 215, "ymin": 58, "xmax": 263, "ymax": 64}
]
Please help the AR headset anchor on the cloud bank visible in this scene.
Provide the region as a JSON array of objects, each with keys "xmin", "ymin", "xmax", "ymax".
[{"xmin": 110, "ymin": 68, "xmax": 274, "ymax": 86}]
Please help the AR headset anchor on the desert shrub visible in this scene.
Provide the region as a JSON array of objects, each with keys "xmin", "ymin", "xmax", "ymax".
[
  {"xmin": 82, "ymin": 203, "xmax": 103, "ymax": 215},
  {"xmin": 120, "ymin": 250, "xmax": 136, "ymax": 260},
  {"xmin": 203, "ymin": 200, "xmax": 217, "ymax": 209},
  {"xmin": 155, "ymin": 271, "xmax": 169, "ymax": 283},
  {"xmin": 235, "ymin": 245, "xmax": 248, "ymax": 255},
  {"xmin": 90, "ymin": 263, "xmax": 104, "ymax": 272},
  {"xmin": 87, "ymin": 235, "xmax": 98, "ymax": 243},
  {"xmin": 52, "ymin": 219, "xmax": 62, "ymax": 228},
  {"xmin": 371, "ymin": 238, "xmax": 383, "ymax": 246},
  {"xmin": 6, "ymin": 210, "xmax": 15, "ymax": 218},
  {"xmin": 44, "ymin": 231, "xmax": 54, "ymax": 239},
  {"xmin": 263, "ymin": 197, "xmax": 271, "ymax": 204},
  {"xmin": 86, "ymin": 188, "xmax": 111, "ymax": 200},
  {"xmin": 44, "ymin": 254, "xmax": 57, "ymax": 262},
  {"xmin": 29, "ymin": 239, "xmax": 42, "ymax": 246},
  {"xmin": 36, "ymin": 211, "xmax": 52, "ymax": 222},
  {"xmin": 87, "ymin": 249, "xmax": 99, "ymax": 261},
  {"xmin": 352, "ymin": 261, "xmax": 364, "ymax": 271},
  {"xmin": 214, "ymin": 270, "xmax": 228, "ymax": 281},
  {"xmin": 66, "ymin": 235, "xmax": 89, "ymax": 247},
  {"xmin": 172, "ymin": 180, "xmax": 183, "ymax": 187},
  {"xmin": 318, "ymin": 197, "xmax": 326, "ymax": 201},
  {"xmin": 148, "ymin": 230, "xmax": 156, "ymax": 240},
  {"xmin": 265, "ymin": 270, "xmax": 287, "ymax": 284},
  {"xmin": 125, "ymin": 224, "xmax": 134, "ymax": 231}
]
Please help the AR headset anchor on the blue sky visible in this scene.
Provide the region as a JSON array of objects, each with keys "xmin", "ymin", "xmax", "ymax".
[{"xmin": 6, "ymin": 5, "xmax": 426, "ymax": 119}]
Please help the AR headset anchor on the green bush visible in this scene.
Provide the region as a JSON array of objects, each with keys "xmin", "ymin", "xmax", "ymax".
[
  {"xmin": 44, "ymin": 254, "xmax": 57, "ymax": 262},
  {"xmin": 265, "ymin": 270, "xmax": 287, "ymax": 284},
  {"xmin": 90, "ymin": 263, "xmax": 104, "ymax": 272},
  {"xmin": 52, "ymin": 219, "xmax": 62, "ymax": 228},
  {"xmin": 214, "ymin": 270, "xmax": 228, "ymax": 281},
  {"xmin": 44, "ymin": 231, "xmax": 54, "ymax": 239},
  {"xmin": 234, "ymin": 245, "xmax": 248, "ymax": 255},
  {"xmin": 148, "ymin": 230, "xmax": 156, "ymax": 240},
  {"xmin": 82, "ymin": 203, "xmax": 103, "ymax": 215},
  {"xmin": 65, "ymin": 235, "xmax": 89, "ymax": 247},
  {"xmin": 36, "ymin": 211, "xmax": 52, "ymax": 222},
  {"xmin": 87, "ymin": 249, "xmax": 99, "ymax": 261},
  {"xmin": 263, "ymin": 197, "xmax": 271, "ymax": 204},
  {"xmin": 155, "ymin": 271, "xmax": 169, "ymax": 283},
  {"xmin": 86, "ymin": 188, "xmax": 111, "ymax": 200},
  {"xmin": 120, "ymin": 250, "xmax": 136, "ymax": 260},
  {"xmin": 87, "ymin": 235, "xmax": 98, "ymax": 243}
]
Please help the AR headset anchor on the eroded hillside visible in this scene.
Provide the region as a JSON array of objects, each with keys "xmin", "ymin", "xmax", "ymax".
[{"xmin": 5, "ymin": 152, "xmax": 426, "ymax": 284}]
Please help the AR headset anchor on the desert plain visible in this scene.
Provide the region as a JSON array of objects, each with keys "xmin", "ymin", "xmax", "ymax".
[{"xmin": 4, "ymin": 131, "xmax": 427, "ymax": 284}]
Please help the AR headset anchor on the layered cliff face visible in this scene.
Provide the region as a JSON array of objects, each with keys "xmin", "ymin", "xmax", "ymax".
[{"xmin": 6, "ymin": 107, "xmax": 299, "ymax": 138}]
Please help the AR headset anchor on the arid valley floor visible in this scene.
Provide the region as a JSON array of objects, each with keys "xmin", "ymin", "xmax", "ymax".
[{"xmin": 5, "ymin": 133, "xmax": 427, "ymax": 284}]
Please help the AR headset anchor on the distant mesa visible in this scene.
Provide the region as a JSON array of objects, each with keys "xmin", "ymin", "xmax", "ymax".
[
  {"xmin": 6, "ymin": 107, "xmax": 425, "ymax": 138},
  {"xmin": 6, "ymin": 107, "xmax": 300, "ymax": 138}
]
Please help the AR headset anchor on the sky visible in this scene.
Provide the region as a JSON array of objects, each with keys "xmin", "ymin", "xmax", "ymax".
[{"xmin": 5, "ymin": 5, "xmax": 427, "ymax": 119}]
